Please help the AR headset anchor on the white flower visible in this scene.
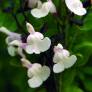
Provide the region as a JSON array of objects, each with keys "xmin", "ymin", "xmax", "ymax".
[
  {"xmin": 21, "ymin": 58, "xmax": 50, "ymax": 88},
  {"xmin": 0, "ymin": 27, "xmax": 25, "ymax": 57},
  {"xmin": 8, "ymin": 40, "xmax": 27, "ymax": 58},
  {"xmin": 65, "ymin": 0, "xmax": 87, "ymax": 16},
  {"xmin": 25, "ymin": 22, "xmax": 51, "ymax": 54},
  {"xmin": 31, "ymin": 0, "xmax": 56, "ymax": 18},
  {"xmin": 28, "ymin": 64, "xmax": 50, "ymax": 88},
  {"xmin": 53, "ymin": 43, "xmax": 77, "ymax": 73}
]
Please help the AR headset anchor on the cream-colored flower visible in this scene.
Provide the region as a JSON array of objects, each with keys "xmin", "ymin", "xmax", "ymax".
[
  {"xmin": 25, "ymin": 22, "xmax": 51, "ymax": 54},
  {"xmin": 31, "ymin": 0, "xmax": 56, "ymax": 18},
  {"xmin": 53, "ymin": 43, "xmax": 77, "ymax": 73},
  {"xmin": 21, "ymin": 58, "xmax": 50, "ymax": 88},
  {"xmin": 0, "ymin": 27, "xmax": 25, "ymax": 57},
  {"xmin": 65, "ymin": 0, "xmax": 87, "ymax": 16}
]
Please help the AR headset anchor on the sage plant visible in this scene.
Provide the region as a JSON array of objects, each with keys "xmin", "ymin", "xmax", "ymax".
[{"xmin": 0, "ymin": 0, "xmax": 92, "ymax": 92}]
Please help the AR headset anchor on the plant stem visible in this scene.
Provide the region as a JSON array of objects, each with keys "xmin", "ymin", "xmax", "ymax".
[{"xmin": 59, "ymin": 74, "xmax": 62, "ymax": 92}]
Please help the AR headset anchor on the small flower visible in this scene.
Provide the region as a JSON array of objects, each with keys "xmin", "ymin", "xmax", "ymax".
[
  {"xmin": 53, "ymin": 43, "xmax": 77, "ymax": 73},
  {"xmin": 8, "ymin": 39, "xmax": 27, "ymax": 58},
  {"xmin": 31, "ymin": 0, "xmax": 56, "ymax": 18},
  {"xmin": 0, "ymin": 27, "xmax": 25, "ymax": 57},
  {"xmin": 65, "ymin": 0, "xmax": 87, "ymax": 16},
  {"xmin": 21, "ymin": 58, "xmax": 50, "ymax": 88},
  {"xmin": 25, "ymin": 22, "xmax": 51, "ymax": 54}
]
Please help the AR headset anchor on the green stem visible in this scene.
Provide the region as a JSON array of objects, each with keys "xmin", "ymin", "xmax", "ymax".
[
  {"xmin": 59, "ymin": 74, "xmax": 62, "ymax": 92},
  {"xmin": 65, "ymin": 21, "xmax": 70, "ymax": 48}
]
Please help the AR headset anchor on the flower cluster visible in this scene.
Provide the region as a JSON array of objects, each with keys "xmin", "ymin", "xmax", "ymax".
[
  {"xmin": 0, "ymin": 0, "xmax": 87, "ymax": 89},
  {"xmin": 0, "ymin": 23, "xmax": 77, "ymax": 88}
]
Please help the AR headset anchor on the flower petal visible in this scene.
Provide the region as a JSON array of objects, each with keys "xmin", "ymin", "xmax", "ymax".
[
  {"xmin": 37, "ymin": 0, "xmax": 43, "ymax": 8},
  {"xmin": 49, "ymin": 1, "xmax": 56, "ymax": 13},
  {"xmin": 53, "ymin": 62, "xmax": 65, "ymax": 73},
  {"xmin": 55, "ymin": 43, "xmax": 63, "ymax": 49},
  {"xmin": 0, "ymin": 27, "xmax": 11, "ymax": 35},
  {"xmin": 54, "ymin": 43, "xmax": 63, "ymax": 53},
  {"xmin": 6, "ymin": 36, "xmax": 13, "ymax": 44},
  {"xmin": 62, "ymin": 49, "xmax": 70, "ymax": 57},
  {"xmin": 39, "ymin": 66, "xmax": 50, "ymax": 81},
  {"xmin": 6, "ymin": 34, "xmax": 21, "ymax": 45},
  {"xmin": 28, "ymin": 76, "xmax": 43, "ymax": 88},
  {"xmin": 63, "ymin": 55, "xmax": 77, "ymax": 69},
  {"xmin": 53, "ymin": 50, "xmax": 69, "ymax": 63},
  {"xmin": 21, "ymin": 58, "xmax": 32, "ymax": 68},
  {"xmin": 34, "ymin": 32, "xmax": 44, "ymax": 40},
  {"xmin": 26, "ymin": 22, "xmax": 35, "ymax": 34},
  {"xmin": 31, "ymin": 2, "xmax": 50, "ymax": 18},
  {"xmin": 27, "ymin": 63, "xmax": 42, "ymax": 78},
  {"xmin": 7, "ymin": 46, "xmax": 17, "ymax": 56},
  {"xmin": 25, "ymin": 45, "xmax": 34, "ymax": 54},
  {"xmin": 33, "ymin": 48, "xmax": 41, "ymax": 54},
  {"xmin": 65, "ymin": 0, "xmax": 86, "ymax": 16},
  {"xmin": 9, "ymin": 40, "xmax": 22, "ymax": 47},
  {"xmin": 17, "ymin": 47, "xmax": 26, "ymax": 58},
  {"xmin": 26, "ymin": 32, "xmax": 45, "ymax": 54},
  {"xmin": 53, "ymin": 53, "xmax": 63, "ymax": 63},
  {"xmin": 25, "ymin": 44, "xmax": 41, "ymax": 54},
  {"xmin": 27, "ymin": 32, "xmax": 44, "ymax": 44},
  {"xmin": 38, "ymin": 37, "xmax": 51, "ymax": 52},
  {"xmin": 73, "ymin": 7, "xmax": 86, "ymax": 16}
]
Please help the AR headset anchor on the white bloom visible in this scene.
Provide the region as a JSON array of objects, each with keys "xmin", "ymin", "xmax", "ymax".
[
  {"xmin": 21, "ymin": 58, "xmax": 50, "ymax": 88},
  {"xmin": 25, "ymin": 22, "xmax": 51, "ymax": 54},
  {"xmin": 65, "ymin": 0, "xmax": 87, "ymax": 16},
  {"xmin": 28, "ymin": 64, "xmax": 50, "ymax": 88},
  {"xmin": 53, "ymin": 43, "xmax": 77, "ymax": 73},
  {"xmin": 31, "ymin": 1, "xmax": 56, "ymax": 18},
  {"xmin": 0, "ymin": 27, "xmax": 25, "ymax": 57},
  {"xmin": 8, "ymin": 40, "xmax": 26, "ymax": 58}
]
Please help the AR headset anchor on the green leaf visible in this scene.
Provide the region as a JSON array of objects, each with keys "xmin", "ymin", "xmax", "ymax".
[
  {"xmin": 79, "ymin": 13, "xmax": 92, "ymax": 31},
  {"xmin": 75, "ymin": 41, "xmax": 92, "ymax": 51},
  {"xmin": 62, "ymin": 85, "xmax": 84, "ymax": 92},
  {"xmin": 83, "ymin": 78, "xmax": 92, "ymax": 91},
  {"xmin": 59, "ymin": 68, "xmax": 78, "ymax": 92},
  {"xmin": 0, "ymin": 11, "xmax": 17, "ymax": 31},
  {"xmin": 82, "ymin": 67, "xmax": 92, "ymax": 75},
  {"xmin": 74, "ymin": 41, "xmax": 92, "ymax": 66}
]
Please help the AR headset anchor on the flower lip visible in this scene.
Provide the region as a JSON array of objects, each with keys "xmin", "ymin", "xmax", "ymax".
[{"xmin": 65, "ymin": 0, "xmax": 87, "ymax": 16}]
